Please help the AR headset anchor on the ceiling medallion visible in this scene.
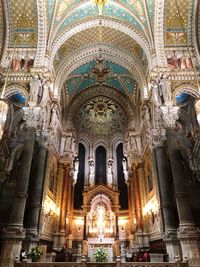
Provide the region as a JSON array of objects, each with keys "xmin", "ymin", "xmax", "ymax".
[
  {"xmin": 91, "ymin": 58, "xmax": 111, "ymax": 82},
  {"xmin": 92, "ymin": 0, "xmax": 109, "ymax": 15}
]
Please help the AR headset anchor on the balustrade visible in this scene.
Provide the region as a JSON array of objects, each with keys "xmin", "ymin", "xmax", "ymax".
[{"xmin": 14, "ymin": 261, "xmax": 188, "ymax": 267}]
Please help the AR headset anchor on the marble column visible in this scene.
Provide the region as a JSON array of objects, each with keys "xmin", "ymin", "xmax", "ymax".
[
  {"xmin": 127, "ymin": 179, "xmax": 134, "ymax": 235},
  {"xmin": 162, "ymin": 105, "xmax": 200, "ymax": 265},
  {"xmin": 132, "ymin": 164, "xmax": 142, "ymax": 232},
  {"xmin": 59, "ymin": 164, "xmax": 70, "ymax": 246},
  {"xmin": 25, "ymin": 137, "xmax": 48, "ymax": 248},
  {"xmin": 0, "ymin": 107, "xmax": 40, "ymax": 267},
  {"xmin": 67, "ymin": 177, "xmax": 75, "ymax": 248},
  {"xmin": 152, "ymin": 129, "xmax": 181, "ymax": 261}
]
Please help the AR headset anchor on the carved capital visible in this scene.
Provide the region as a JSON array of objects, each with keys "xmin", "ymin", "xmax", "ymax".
[
  {"xmin": 36, "ymin": 129, "xmax": 52, "ymax": 147},
  {"xmin": 163, "ymin": 229, "xmax": 177, "ymax": 241},
  {"xmin": 177, "ymin": 224, "xmax": 200, "ymax": 239},
  {"xmin": 2, "ymin": 225, "xmax": 26, "ymax": 239},
  {"xmin": 160, "ymin": 105, "xmax": 179, "ymax": 128},
  {"xmin": 149, "ymin": 128, "xmax": 166, "ymax": 148},
  {"xmin": 23, "ymin": 107, "xmax": 41, "ymax": 128}
]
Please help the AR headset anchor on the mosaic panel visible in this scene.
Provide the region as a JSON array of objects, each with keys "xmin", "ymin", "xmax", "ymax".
[
  {"xmin": 65, "ymin": 60, "xmax": 136, "ymax": 96},
  {"xmin": 8, "ymin": 0, "xmax": 38, "ymax": 47},
  {"xmin": 165, "ymin": 0, "xmax": 194, "ymax": 46},
  {"xmin": 54, "ymin": 26, "xmax": 147, "ymax": 69}
]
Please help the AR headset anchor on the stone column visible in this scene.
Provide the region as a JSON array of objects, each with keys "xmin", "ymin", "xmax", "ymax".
[
  {"xmin": 162, "ymin": 105, "xmax": 200, "ymax": 265},
  {"xmin": 0, "ymin": 107, "xmax": 40, "ymax": 267},
  {"xmin": 59, "ymin": 163, "xmax": 70, "ymax": 246},
  {"xmin": 25, "ymin": 133, "xmax": 48, "ymax": 249},
  {"xmin": 67, "ymin": 177, "xmax": 75, "ymax": 248},
  {"xmin": 127, "ymin": 179, "xmax": 134, "ymax": 235},
  {"xmin": 132, "ymin": 164, "xmax": 143, "ymax": 233},
  {"xmin": 151, "ymin": 128, "xmax": 181, "ymax": 261}
]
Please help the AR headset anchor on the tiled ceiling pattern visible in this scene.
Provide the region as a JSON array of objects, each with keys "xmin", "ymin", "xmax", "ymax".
[
  {"xmin": 65, "ymin": 60, "xmax": 137, "ymax": 97},
  {"xmin": 165, "ymin": 0, "xmax": 194, "ymax": 46},
  {"xmin": 54, "ymin": 26, "xmax": 147, "ymax": 69},
  {"xmin": 8, "ymin": 0, "xmax": 38, "ymax": 47},
  {"xmin": 0, "ymin": 1, "xmax": 4, "ymax": 54},
  {"xmin": 47, "ymin": 0, "xmax": 155, "ymax": 50}
]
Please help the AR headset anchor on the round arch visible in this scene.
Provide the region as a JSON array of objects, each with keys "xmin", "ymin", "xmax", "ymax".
[{"xmin": 50, "ymin": 18, "xmax": 152, "ymax": 70}]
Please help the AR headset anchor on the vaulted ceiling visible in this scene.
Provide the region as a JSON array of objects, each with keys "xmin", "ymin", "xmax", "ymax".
[{"xmin": 1, "ymin": 0, "xmax": 199, "ymax": 133}]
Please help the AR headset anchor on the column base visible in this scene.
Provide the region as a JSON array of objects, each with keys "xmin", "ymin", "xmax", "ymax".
[
  {"xmin": 0, "ymin": 239, "xmax": 23, "ymax": 267},
  {"xmin": 178, "ymin": 224, "xmax": 200, "ymax": 267},
  {"xmin": 164, "ymin": 231, "xmax": 181, "ymax": 262},
  {"xmin": 0, "ymin": 224, "xmax": 26, "ymax": 267},
  {"xmin": 25, "ymin": 228, "xmax": 39, "ymax": 251}
]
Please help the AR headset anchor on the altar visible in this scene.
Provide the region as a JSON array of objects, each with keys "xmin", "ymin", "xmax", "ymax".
[{"xmin": 88, "ymin": 237, "xmax": 115, "ymax": 262}]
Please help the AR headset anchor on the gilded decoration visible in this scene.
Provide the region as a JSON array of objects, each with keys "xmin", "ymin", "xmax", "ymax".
[
  {"xmin": 53, "ymin": 26, "xmax": 147, "ymax": 71},
  {"xmin": 65, "ymin": 59, "xmax": 137, "ymax": 99},
  {"xmin": 8, "ymin": 0, "xmax": 38, "ymax": 47},
  {"xmin": 74, "ymin": 96, "xmax": 127, "ymax": 136},
  {"xmin": 165, "ymin": 0, "xmax": 194, "ymax": 46}
]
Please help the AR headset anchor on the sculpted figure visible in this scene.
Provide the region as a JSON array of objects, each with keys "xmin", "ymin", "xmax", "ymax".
[
  {"xmin": 159, "ymin": 74, "xmax": 172, "ymax": 105},
  {"xmin": 40, "ymin": 80, "xmax": 50, "ymax": 107},
  {"xmin": 122, "ymin": 157, "xmax": 129, "ymax": 182},
  {"xmin": 107, "ymin": 159, "xmax": 113, "ymax": 186},
  {"xmin": 73, "ymin": 158, "xmax": 79, "ymax": 183},
  {"xmin": 29, "ymin": 74, "xmax": 42, "ymax": 105},
  {"xmin": 151, "ymin": 80, "xmax": 161, "ymax": 106},
  {"xmin": 88, "ymin": 159, "xmax": 95, "ymax": 186}
]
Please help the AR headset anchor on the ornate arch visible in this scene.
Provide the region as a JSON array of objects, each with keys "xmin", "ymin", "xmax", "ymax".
[
  {"xmin": 193, "ymin": 0, "xmax": 200, "ymax": 67},
  {"xmin": 66, "ymin": 86, "xmax": 135, "ymax": 129},
  {"xmin": 3, "ymin": 84, "xmax": 28, "ymax": 100},
  {"xmin": 49, "ymin": 1, "xmax": 151, "ymax": 47},
  {"xmin": 34, "ymin": 0, "xmax": 47, "ymax": 67},
  {"xmin": 173, "ymin": 83, "xmax": 200, "ymax": 99},
  {"xmin": 0, "ymin": 0, "xmax": 8, "ymax": 65},
  {"xmin": 50, "ymin": 18, "xmax": 152, "ymax": 70},
  {"xmin": 54, "ymin": 48, "xmax": 147, "ymax": 102},
  {"xmin": 154, "ymin": 0, "xmax": 168, "ymax": 66}
]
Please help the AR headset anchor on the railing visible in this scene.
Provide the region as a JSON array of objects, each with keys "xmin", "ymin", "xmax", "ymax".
[
  {"xmin": 121, "ymin": 263, "xmax": 188, "ymax": 267},
  {"xmin": 14, "ymin": 263, "xmax": 81, "ymax": 267},
  {"xmin": 14, "ymin": 261, "xmax": 188, "ymax": 267}
]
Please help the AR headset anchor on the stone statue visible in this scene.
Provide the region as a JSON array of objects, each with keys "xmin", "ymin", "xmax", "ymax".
[
  {"xmin": 73, "ymin": 158, "xmax": 79, "ymax": 183},
  {"xmin": 39, "ymin": 80, "xmax": 50, "ymax": 107},
  {"xmin": 88, "ymin": 159, "xmax": 95, "ymax": 186},
  {"xmin": 151, "ymin": 74, "xmax": 172, "ymax": 106},
  {"xmin": 50, "ymin": 102, "xmax": 58, "ymax": 128},
  {"xmin": 122, "ymin": 157, "xmax": 129, "ymax": 182},
  {"xmin": 107, "ymin": 159, "xmax": 113, "ymax": 186},
  {"xmin": 151, "ymin": 80, "xmax": 162, "ymax": 106},
  {"xmin": 159, "ymin": 74, "xmax": 172, "ymax": 105},
  {"xmin": 29, "ymin": 74, "xmax": 42, "ymax": 105}
]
